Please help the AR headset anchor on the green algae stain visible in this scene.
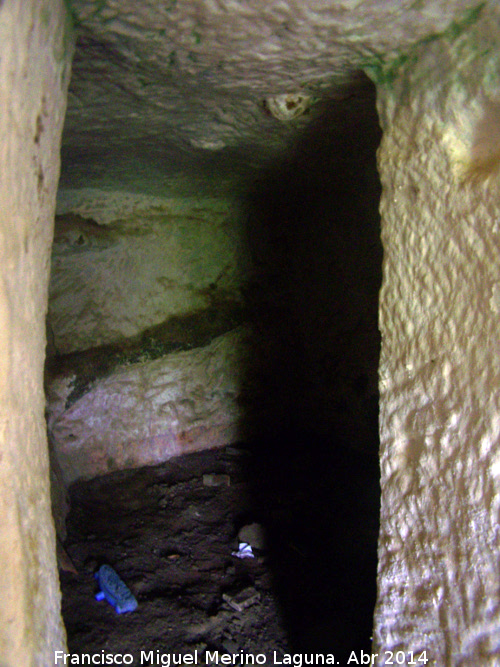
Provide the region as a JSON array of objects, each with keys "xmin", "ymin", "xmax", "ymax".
[
  {"xmin": 363, "ymin": 2, "xmax": 486, "ymax": 88},
  {"xmin": 61, "ymin": 2, "xmax": 78, "ymax": 28},
  {"xmin": 40, "ymin": 8, "xmax": 51, "ymax": 27},
  {"xmin": 65, "ymin": 0, "xmax": 108, "ymax": 26},
  {"xmin": 445, "ymin": 2, "xmax": 485, "ymax": 40},
  {"xmin": 62, "ymin": 6, "xmax": 76, "ymax": 55},
  {"xmin": 50, "ymin": 300, "xmax": 247, "ymax": 410},
  {"xmin": 363, "ymin": 52, "xmax": 416, "ymax": 88}
]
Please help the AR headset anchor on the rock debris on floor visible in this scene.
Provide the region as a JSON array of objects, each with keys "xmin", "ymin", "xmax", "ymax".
[
  {"xmin": 60, "ymin": 446, "xmax": 289, "ymax": 662},
  {"xmin": 59, "ymin": 439, "xmax": 379, "ymax": 663}
]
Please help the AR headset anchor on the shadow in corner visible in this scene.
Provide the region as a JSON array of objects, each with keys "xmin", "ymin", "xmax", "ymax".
[{"xmin": 239, "ymin": 75, "xmax": 383, "ymax": 659}]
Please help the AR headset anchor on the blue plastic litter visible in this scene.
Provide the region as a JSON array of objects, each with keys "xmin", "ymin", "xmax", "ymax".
[{"xmin": 95, "ymin": 564, "xmax": 138, "ymax": 614}]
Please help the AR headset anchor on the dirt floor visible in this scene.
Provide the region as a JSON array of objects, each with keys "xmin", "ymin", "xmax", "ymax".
[{"xmin": 60, "ymin": 437, "xmax": 379, "ymax": 665}]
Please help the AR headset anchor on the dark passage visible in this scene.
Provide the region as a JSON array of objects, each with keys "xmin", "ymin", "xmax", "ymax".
[
  {"xmin": 58, "ymin": 76, "xmax": 382, "ymax": 662},
  {"xmin": 240, "ymin": 76, "xmax": 382, "ymax": 657}
]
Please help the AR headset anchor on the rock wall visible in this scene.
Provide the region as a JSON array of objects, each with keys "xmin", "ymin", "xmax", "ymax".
[
  {"xmin": 46, "ymin": 188, "xmax": 250, "ymax": 482},
  {"xmin": 46, "ymin": 327, "xmax": 250, "ymax": 484},
  {"xmin": 46, "ymin": 85, "xmax": 383, "ymax": 488},
  {"xmin": 50, "ymin": 190, "xmax": 247, "ymax": 353},
  {"xmin": 0, "ymin": 1, "xmax": 73, "ymax": 665},
  {"xmin": 373, "ymin": 8, "xmax": 500, "ymax": 665}
]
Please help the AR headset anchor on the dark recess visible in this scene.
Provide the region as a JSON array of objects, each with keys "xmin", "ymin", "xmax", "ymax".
[{"xmin": 239, "ymin": 74, "xmax": 382, "ymax": 657}]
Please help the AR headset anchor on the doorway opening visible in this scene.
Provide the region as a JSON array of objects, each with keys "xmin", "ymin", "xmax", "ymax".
[{"xmin": 48, "ymin": 75, "xmax": 382, "ymax": 661}]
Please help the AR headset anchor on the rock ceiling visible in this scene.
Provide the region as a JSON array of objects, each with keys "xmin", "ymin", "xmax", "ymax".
[{"xmin": 61, "ymin": 0, "xmax": 484, "ymax": 195}]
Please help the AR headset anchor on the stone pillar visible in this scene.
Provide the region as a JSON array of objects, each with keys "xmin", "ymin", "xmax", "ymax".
[
  {"xmin": 0, "ymin": 2, "xmax": 73, "ymax": 665},
  {"xmin": 372, "ymin": 7, "xmax": 500, "ymax": 665}
]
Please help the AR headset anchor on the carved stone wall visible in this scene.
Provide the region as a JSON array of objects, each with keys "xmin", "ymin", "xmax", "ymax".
[
  {"xmin": 0, "ymin": 1, "xmax": 73, "ymax": 664},
  {"xmin": 373, "ymin": 7, "xmax": 500, "ymax": 664}
]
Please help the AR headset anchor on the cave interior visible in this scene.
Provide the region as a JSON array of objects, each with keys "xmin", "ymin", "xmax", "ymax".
[{"xmin": 44, "ymin": 0, "xmax": 429, "ymax": 661}]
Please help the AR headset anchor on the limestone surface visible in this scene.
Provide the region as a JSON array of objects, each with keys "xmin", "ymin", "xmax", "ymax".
[
  {"xmin": 61, "ymin": 0, "xmax": 481, "ymax": 194},
  {"xmin": 0, "ymin": 1, "xmax": 73, "ymax": 664},
  {"xmin": 40, "ymin": 0, "xmax": 500, "ymax": 661},
  {"xmin": 374, "ymin": 6, "xmax": 500, "ymax": 665},
  {"xmin": 50, "ymin": 190, "xmax": 247, "ymax": 353},
  {"xmin": 46, "ymin": 327, "xmax": 250, "ymax": 484}
]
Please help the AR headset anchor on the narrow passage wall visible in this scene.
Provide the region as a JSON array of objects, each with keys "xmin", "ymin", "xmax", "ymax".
[
  {"xmin": 373, "ymin": 8, "xmax": 500, "ymax": 665},
  {"xmin": 0, "ymin": 2, "xmax": 73, "ymax": 664}
]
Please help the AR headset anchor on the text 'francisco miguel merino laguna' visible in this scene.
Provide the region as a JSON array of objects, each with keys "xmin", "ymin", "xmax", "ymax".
[{"xmin": 54, "ymin": 649, "xmax": 384, "ymax": 665}]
